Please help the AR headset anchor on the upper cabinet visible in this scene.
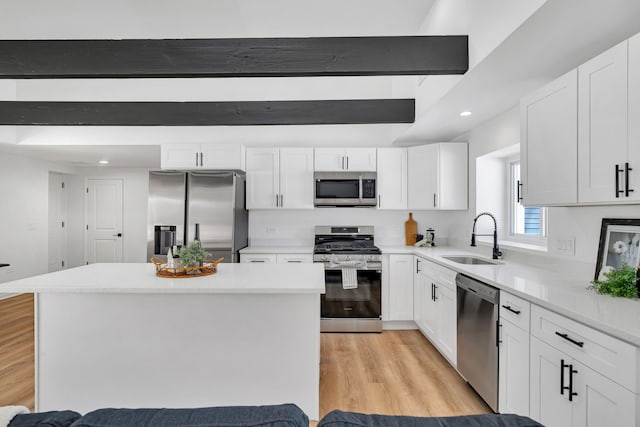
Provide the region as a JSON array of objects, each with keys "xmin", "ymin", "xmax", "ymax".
[
  {"xmin": 376, "ymin": 148, "xmax": 408, "ymax": 209},
  {"xmin": 314, "ymin": 148, "xmax": 376, "ymax": 171},
  {"xmin": 578, "ymin": 39, "xmax": 638, "ymax": 203},
  {"xmin": 161, "ymin": 143, "xmax": 245, "ymax": 171},
  {"xmin": 520, "ymin": 69, "xmax": 578, "ymax": 206},
  {"xmin": 407, "ymin": 143, "xmax": 468, "ymax": 210},
  {"xmin": 521, "ymin": 31, "xmax": 640, "ymax": 206},
  {"xmin": 246, "ymin": 147, "xmax": 314, "ymax": 209}
]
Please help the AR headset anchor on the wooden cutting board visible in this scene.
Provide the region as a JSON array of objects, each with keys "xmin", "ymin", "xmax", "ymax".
[{"xmin": 405, "ymin": 212, "xmax": 417, "ymax": 246}]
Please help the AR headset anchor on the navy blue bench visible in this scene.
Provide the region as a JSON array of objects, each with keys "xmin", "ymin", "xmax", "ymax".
[{"xmin": 8, "ymin": 406, "xmax": 543, "ymax": 427}]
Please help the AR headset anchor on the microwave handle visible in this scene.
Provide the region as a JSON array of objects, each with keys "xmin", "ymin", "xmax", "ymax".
[{"xmin": 359, "ymin": 176, "xmax": 363, "ymax": 200}]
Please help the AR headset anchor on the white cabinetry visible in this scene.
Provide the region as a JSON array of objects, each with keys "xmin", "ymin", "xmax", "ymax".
[
  {"xmin": 246, "ymin": 148, "xmax": 314, "ymax": 209},
  {"xmin": 407, "ymin": 143, "xmax": 467, "ymax": 210},
  {"xmin": 578, "ymin": 38, "xmax": 639, "ymax": 203},
  {"xmin": 529, "ymin": 305, "xmax": 638, "ymax": 427},
  {"xmin": 240, "ymin": 254, "xmax": 277, "ymax": 264},
  {"xmin": 520, "ymin": 69, "xmax": 578, "ymax": 205},
  {"xmin": 314, "ymin": 148, "xmax": 376, "ymax": 172},
  {"xmin": 161, "ymin": 144, "xmax": 245, "ymax": 170},
  {"xmin": 376, "ymin": 148, "xmax": 408, "ymax": 209},
  {"xmin": 276, "ymin": 254, "xmax": 314, "ymax": 264},
  {"xmin": 413, "ymin": 256, "xmax": 456, "ymax": 365},
  {"xmin": 387, "ymin": 254, "xmax": 413, "ymax": 321},
  {"xmin": 241, "ymin": 253, "xmax": 313, "ymax": 264},
  {"xmin": 498, "ymin": 292, "xmax": 530, "ymax": 416}
]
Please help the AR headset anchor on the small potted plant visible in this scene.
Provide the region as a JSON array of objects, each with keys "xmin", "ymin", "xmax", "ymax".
[
  {"xmin": 177, "ymin": 241, "xmax": 210, "ymax": 272},
  {"xmin": 589, "ymin": 264, "xmax": 638, "ymax": 298}
]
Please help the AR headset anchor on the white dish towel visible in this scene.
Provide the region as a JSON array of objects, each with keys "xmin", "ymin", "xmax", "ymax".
[
  {"xmin": 341, "ymin": 266, "xmax": 359, "ymax": 289},
  {"xmin": 0, "ymin": 406, "xmax": 29, "ymax": 427}
]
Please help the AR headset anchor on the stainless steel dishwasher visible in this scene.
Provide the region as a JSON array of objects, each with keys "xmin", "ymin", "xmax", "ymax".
[{"xmin": 456, "ymin": 273, "xmax": 500, "ymax": 412}]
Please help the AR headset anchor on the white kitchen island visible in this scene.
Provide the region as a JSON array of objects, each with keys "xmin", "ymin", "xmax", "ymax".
[{"xmin": 1, "ymin": 263, "xmax": 325, "ymax": 419}]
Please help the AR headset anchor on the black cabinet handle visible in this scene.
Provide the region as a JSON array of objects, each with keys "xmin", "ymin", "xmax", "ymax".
[
  {"xmin": 502, "ymin": 305, "xmax": 521, "ymax": 315},
  {"xmin": 433, "ymin": 193, "xmax": 437, "ymax": 208},
  {"xmin": 433, "ymin": 284, "xmax": 438, "ymax": 301},
  {"xmin": 555, "ymin": 331, "xmax": 584, "ymax": 348},
  {"xmin": 195, "ymin": 152, "xmax": 199, "ymax": 167},
  {"xmin": 625, "ymin": 162, "xmax": 634, "ymax": 197},
  {"xmin": 616, "ymin": 164, "xmax": 624, "ymax": 198},
  {"xmin": 416, "ymin": 258, "xmax": 421, "ymax": 274},
  {"xmin": 560, "ymin": 359, "xmax": 567, "ymax": 395},
  {"xmin": 517, "ymin": 180, "xmax": 523, "ymax": 203},
  {"xmin": 568, "ymin": 364, "xmax": 578, "ymax": 401},
  {"xmin": 431, "ymin": 283, "xmax": 434, "ymax": 301},
  {"xmin": 497, "ymin": 321, "xmax": 502, "ymax": 347}
]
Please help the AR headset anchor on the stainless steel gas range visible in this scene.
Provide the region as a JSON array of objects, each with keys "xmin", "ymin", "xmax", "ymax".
[{"xmin": 314, "ymin": 226, "xmax": 382, "ymax": 333}]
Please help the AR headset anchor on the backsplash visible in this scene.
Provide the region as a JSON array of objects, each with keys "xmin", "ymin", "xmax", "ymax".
[{"xmin": 248, "ymin": 209, "xmax": 467, "ymax": 247}]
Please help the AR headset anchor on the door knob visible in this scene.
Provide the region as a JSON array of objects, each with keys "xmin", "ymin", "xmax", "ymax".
[{"xmin": 112, "ymin": 233, "xmax": 122, "ymax": 237}]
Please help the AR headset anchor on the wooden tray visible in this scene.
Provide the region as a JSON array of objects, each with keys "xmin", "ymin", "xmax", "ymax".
[{"xmin": 151, "ymin": 257, "xmax": 224, "ymax": 278}]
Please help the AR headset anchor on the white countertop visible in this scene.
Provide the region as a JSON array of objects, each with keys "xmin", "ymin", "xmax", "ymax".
[
  {"xmin": 240, "ymin": 246, "xmax": 313, "ymax": 254},
  {"xmin": 386, "ymin": 245, "xmax": 640, "ymax": 347},
  {"xmin": 0, "ymin": 263, "xmax": 325, "ymax": 295}
]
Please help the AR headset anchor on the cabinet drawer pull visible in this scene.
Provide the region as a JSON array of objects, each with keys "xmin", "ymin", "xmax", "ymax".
[
  {"xmin": 250, "ymin": 260, "xmax": 266, "ymax": 263},
  {"xmin": 568, "ymin": 364, "xmax": 578, "ymax": 401},
  {"xmin": 196, "ymin": 152, "xmax": 199, "ymax": 167},
  {"xmin": 555, "ymin": 331, "xmax": 584, "ymax": 348},
  {"xmin": 625, "ymin": 162, "xmax": 634, "ymax": 197},
  {"xmin": 502, "ymin": 305, "xmax": 521, "ymax": 315},
  {"xmin": 287, "ymin": 260, "xmax": 302, "ymax": 263},
  {"xmin": 516, "ymin": 180, "xmax": 523, "ymax": 203},
  {"xmin": 615, "ymin": 164, "xmax": 624, "ymax": 198},
  {"xmin": 416, "ymin": 259, "xmax": 421, "ymax": 274},
  {"xmin": 560, "ymin": 359, "xmax": 567, "ymax": 395}
]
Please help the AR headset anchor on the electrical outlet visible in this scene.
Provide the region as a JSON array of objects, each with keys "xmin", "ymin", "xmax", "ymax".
[{"xmin": 555, "ymin": 236, "xmax": 575, "ymax": 256}]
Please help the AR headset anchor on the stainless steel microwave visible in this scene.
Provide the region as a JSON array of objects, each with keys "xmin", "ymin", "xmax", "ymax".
[{"xmin": 314, "ymin": 172, "xmax": 377, "ymax": 207}]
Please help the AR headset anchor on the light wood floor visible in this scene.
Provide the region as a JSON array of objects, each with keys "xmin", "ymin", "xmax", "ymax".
[
  {"xmin": 0, "ymin": 295, "xmax": 489, "ymax": 419},
  {"xmin": 320, "ymin": 331, "xmax": 490, "ymax": 418},
  {"xmin": 0, "ymin": 294, "xmax": 34, "ymax": 410}
]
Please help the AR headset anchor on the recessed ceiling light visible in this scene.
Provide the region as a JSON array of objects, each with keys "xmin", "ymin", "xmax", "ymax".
[
  {"xmin": 460, "ymin": 111, "xmax": 472, "ymax": 117},
  {"xmin": 98, "ymin": 160, "xmax": 110, "ymax": 165}
]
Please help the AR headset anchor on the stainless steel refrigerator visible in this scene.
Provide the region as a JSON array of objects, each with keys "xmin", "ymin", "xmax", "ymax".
[{"xmin": 147, "ymin": 171, "xmax": 248, "ymax": 263}]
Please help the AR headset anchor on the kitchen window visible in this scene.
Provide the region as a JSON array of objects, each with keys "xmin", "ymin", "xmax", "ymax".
[{"xmin": 508, "ymin": 159, "xmax": 547, "ymax": 243}]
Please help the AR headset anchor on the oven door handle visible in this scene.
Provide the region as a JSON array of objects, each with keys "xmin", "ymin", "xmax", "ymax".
[{"xmin": 321, "ymin": 265, "xmax": 381, "ymax": 271}]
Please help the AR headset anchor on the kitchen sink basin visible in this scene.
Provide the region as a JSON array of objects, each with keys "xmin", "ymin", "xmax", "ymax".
[{"xmin": 441, "ymin": 255, "xmax": 501, "ymax": 265}]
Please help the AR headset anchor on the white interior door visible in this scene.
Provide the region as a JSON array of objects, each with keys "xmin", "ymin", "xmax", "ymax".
[
  {"xmin": 86, "ymin": 178, "xmax": 124, "ymax": 263},
  {"xmin": 48, "ymin": 172, "xmax": 67, "ymax": 272}
]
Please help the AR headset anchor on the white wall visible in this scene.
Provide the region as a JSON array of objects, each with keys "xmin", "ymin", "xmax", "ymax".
[
  {"xmin": 0, "ymin": 154, "xmax": 149, "ymax": 298},
  {"xmin": 450, "ymin": 105, "xmax": 640, "ymax": 280},
  {"xmin": 0, "ymin": 151, "xmax": 74, "ymax": 286}
]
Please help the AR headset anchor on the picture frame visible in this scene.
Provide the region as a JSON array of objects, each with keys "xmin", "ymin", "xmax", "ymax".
[{"xmin": 594, "ymin": 218, "xmax": 640, "ymax": 281}]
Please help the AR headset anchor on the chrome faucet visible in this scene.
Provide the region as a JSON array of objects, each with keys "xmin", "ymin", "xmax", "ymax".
[{"xmin": 470, "ymin": 212, "xmax": 502, "ymax": 260}]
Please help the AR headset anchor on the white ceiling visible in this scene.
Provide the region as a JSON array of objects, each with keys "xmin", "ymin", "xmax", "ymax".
[
  {"xmin": 2, "ymin": 0, "xmax": 640, "ymax": 166},
  {"xmin": 0, "ymin": 143, "xmax": 160, "ymax": 168}
]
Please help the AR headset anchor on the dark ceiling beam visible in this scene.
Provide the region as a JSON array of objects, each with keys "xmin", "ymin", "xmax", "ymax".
[
  {"xmin": 0, "ymin": 36, "xmax": 468, "ymax": 78},
  {"xmin": 0, "ymin": 99, "xmax": 415, "ymax": 126}
]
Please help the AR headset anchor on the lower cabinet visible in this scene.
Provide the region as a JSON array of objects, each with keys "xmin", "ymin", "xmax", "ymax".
[
  {"xmin": 240, "ymin": 253, "xmax": 277, "ymax": 263},
  {"xmin": 388, "ymin": 255, "xmax": 414, "ymax": 321},
  {"xmin": 413, "ymin": 256, "xmax": 457, "ymax": 366},
  {"xmin": 498, "ymin": 318, "xmax": 530, "ymax": 416},
  {"xmin": 530, "ymin": 336, "xmax": 636, "ymax": 427},
  {"xmin": 276, "ymin": 254, "xmax": 314, "ymax": 264},
  {"xmin": 240, "ymin": 253, "xmax": 313, "ymax": 264}
]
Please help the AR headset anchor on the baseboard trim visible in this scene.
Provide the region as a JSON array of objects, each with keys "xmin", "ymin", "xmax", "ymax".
[{"xmin": 382, "ymin": 320, "xmax": 418, "ymax": 330}]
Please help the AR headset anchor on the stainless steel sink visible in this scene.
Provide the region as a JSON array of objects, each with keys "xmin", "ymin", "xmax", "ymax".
[{"xmin": 441, "ymin": 255, "xmax": 501, "ymax": 265}]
